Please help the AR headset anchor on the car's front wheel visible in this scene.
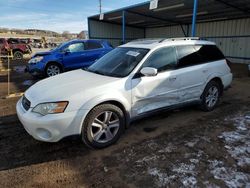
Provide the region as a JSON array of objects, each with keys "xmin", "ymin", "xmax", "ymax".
[
  {"xmin": 13, "ymin": 51, "xmax": 23, "ymax": 60},
  {"xmin": 82, "ymin": 104, "xmax": 125, "ymax": 149},
  {"xmin": 200, "ymin": 80, "xmax": 221, "ymax": 111},
  {"xmin": 45, "ymin": 63, "xmax": 61, "ymax": 77}
]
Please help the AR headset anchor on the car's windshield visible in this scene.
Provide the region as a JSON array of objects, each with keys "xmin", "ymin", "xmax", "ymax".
[{"xmin": 86, "ymin": 47, "xmax": 149, "ymax": 77}]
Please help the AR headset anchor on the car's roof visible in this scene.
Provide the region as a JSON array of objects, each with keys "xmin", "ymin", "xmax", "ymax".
[
  {"xmin": 68, "ymin": 39, "xmax": 107, "ymax": 43},
  {"xmin": 120, "ymin": 38, "xmax": 216, "ymax": 50}
]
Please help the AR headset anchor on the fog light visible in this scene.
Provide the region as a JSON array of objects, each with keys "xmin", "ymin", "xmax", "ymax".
[{"xmin": 36, "ymin": 128, "xmax": 52, "ymax": 140}]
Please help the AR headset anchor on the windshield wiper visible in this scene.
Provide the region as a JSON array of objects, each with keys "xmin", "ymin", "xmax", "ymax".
[
  {"xmin": 82, "ymin": 67, "xmax": 88, "ymax": 71},
  {"xmin": 87, "ymin": 69, "xmax": 106, "ymax": 76},
  {"xmin": 83, "ymin": 68, "xmax": 121, "ymax": 77}
]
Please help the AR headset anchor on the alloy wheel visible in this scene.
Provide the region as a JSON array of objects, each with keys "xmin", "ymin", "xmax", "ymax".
[
  {"xmin": 90, "ymin": 111, "xmax": 120, "ymax": 143},
  {"xmin": 46, "ymin": 65, "xmax": 60, "ymax": 77},
  {"xmin": 205, "ymin": 86, "xmax": 219, "ymax": 108}
]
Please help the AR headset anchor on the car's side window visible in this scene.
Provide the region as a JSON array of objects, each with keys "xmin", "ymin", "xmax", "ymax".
[
  {"xmin": 196, "ymin": 45, "xmax": 225, "ymax": 62},
  {"xmin": 176, "ymin": 45, "xmax": 225, "ymax": 68},
  {"xmin": 176, "ymin": 45, "xmax": 202, "ymax": 68},
  {"xmin": 142, "ymin": 47, "xmax": 177, "ymax": 72},
  {"xmin": 67, "ymin": 43, "xmax": 85, "ymax": 53},
  {"xmin": 85, "ymin": 41, "xmax": 103, "ymax": 50}
]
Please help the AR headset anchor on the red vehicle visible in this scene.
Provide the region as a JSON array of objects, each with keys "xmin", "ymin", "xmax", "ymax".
[{"xmin": 0, "ymin": 38, "xmax": 32, "ymax": 60}]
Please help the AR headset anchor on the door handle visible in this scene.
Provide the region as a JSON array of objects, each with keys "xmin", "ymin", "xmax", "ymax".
[{"xmin": 169, "ymin": 77, "xmax": 177, "ymax": 81}]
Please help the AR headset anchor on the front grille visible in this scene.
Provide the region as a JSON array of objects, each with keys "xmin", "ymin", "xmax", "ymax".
[{"xmin": 22, "ymin": 96, "xmax": 31, "ymax": 111}]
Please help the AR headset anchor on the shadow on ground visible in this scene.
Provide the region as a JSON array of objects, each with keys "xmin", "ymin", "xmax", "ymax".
[{"xmin": 0, "ymin": 114, "xmax": 90, "ymax": 171}]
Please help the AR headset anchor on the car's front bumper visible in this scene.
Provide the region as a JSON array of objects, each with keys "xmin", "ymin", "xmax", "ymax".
[
  {"xmin": 26, "ymin": 62, "xmax": 45, "ymax": 76},
  {"xmin": 16, "ymin": 98, "xmax": 88, "ymax": 142},
  {"xmin": 26, "ymin": 66, "xmax": 44, "ymax": 76}
]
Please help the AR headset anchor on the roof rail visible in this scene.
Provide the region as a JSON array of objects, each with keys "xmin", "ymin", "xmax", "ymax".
[
  {"xmin": 160, "ymin": 37, "xmax": 201, "ymax": 42},
  {"xmin": 128, "ymin": 37, "xmax": 203, "ymax": 44},
  {"xmin": 129, "ymin": 38, "xmax": 164, "ymax": 43}
]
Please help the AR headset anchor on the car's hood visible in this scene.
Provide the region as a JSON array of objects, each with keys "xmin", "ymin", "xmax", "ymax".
[
  {"xmin": 25, "ymin": 69, "xmax": 119, "ymax": 107},
  {"xmin": 32, "ymin": 51, "xmax": 52, "ymax": 57}
]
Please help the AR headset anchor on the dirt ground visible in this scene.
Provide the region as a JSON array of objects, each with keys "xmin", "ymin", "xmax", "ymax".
[{"xmin": 0, "ymin": 59, "xmax": 249, "ymax": 187}]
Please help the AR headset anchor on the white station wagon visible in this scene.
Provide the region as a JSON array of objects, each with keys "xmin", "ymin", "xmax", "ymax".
[{"xmin": 17, "ymin": 38, "xmax": 233, "ymax": 148}]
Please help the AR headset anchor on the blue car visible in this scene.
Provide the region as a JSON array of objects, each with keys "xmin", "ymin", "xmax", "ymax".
[{"xmin": 27, "ymin": 39, "xmax": 113, "ymax": 77}]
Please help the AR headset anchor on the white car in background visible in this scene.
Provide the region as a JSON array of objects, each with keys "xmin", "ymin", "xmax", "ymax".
[{"xmin": 16, "ymin": 38, "xmax": 233, "ymax": 148}]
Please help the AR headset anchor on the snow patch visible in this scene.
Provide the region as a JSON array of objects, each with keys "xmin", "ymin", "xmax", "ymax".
[
  {"xmin": 148, "ymin": 168, "xmax": 175, "ymax": 187},
  {"xmin": 209, "ymin": 160, "xmax": 250, "ymax": 188},
  {"xmin": 22, "ymin": 80, "xmax": 34, "ymax": 86},
  {"xmin": 182, "ymin": 176, "xmax": 197, "ymax": 187},
  {"xmin": 158, "ymin": 143, "xmax": 176, "ymax": 153},
  {"xmin": 13, "ymin": 66, "xmax": 26, "ymax": 73},
  {"xmin": 219, "ymin": 114, "xmax": 250, "ymax": 168},
  {"xmin": 136, "ymin": 155, "xmax": 158, "ymax": 164},
  {"xmin": 185, "ymin": 138, "xmax": 199, "ymax": 148},
  {"xmin": 172, "ymin": 163, "xmax": 196, "ymax": 174}
]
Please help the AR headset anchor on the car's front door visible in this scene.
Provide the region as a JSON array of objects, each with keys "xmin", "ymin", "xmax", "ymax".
[
  {"xmin": 62, "ymin": 42, "xmax": 86, "ymax": 70},
  {"xmin": 131, "ymin": 47, "xmax": 181, "ymax": 116}
]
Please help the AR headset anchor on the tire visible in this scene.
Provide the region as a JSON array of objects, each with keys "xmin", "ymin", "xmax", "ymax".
[
  {"xmin": 13, "ymin": 51, "xmax": 23, "ymax": 60},
  {"xmin": 200, "ymin": 80, "xmax": 221, "ymax": 111},
  {"xmin": 82, "ymin": 104, "xmax": 125, "ymax": 149},
  {"xmin": 45, "ymin": 63, "xmax": 61, "ymax": 77}
]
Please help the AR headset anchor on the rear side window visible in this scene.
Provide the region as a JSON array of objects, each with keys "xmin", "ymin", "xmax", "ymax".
[
  {"xmin": 85, "ymin": 41, "xmax": 103, "ymax": 50},
  {"xmin": 142, "ymin": 47, "xmax": 177, "ymax": 72},
  {"xmin": 176, "ymin": 46, "xmax": 201, "ymax": 68},
  {"xmin": 196, "ymin": 45, "xmax": 225, "ymax": 62},
  {"xmin": 176, "ymin": 45, "xmax": 225, "ymax": 68}
]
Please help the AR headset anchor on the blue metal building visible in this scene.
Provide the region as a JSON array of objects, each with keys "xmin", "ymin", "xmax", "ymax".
[{"xmin": 88, "ymin": 0, "xmax": 250, "ymax": 63}]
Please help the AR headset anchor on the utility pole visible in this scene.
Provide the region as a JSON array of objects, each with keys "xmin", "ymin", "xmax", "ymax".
[
  {"xmin": 99, "ymin": 0, "xmax": 102, "ymax": 15},
  {"xmin": 99, "ymin": 0, "xmax": 104, "ymax": 20}
]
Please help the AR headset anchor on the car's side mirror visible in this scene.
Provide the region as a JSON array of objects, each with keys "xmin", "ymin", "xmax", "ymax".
[
  {"xmin": 63, "ymin": 49, "xmax": 71, "ymax": 55},
  {"xmin": 140, "ymin": 67, "xmax": 158, "ymax": 77}
]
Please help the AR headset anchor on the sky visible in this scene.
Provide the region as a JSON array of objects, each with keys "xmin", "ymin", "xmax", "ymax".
[{"xmin": 0, "ymin": 0, "xmax": 147, "ymax": 33}]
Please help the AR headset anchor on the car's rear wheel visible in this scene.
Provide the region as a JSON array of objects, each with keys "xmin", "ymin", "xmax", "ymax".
[
  {"xmin": 45, "ymin": 63, "xmax": 61, "ymax": 77},
  {"xmin": 200, "ymin": 80, "xmax": 221, "ymax": 111},
  {"xmin": 13, "ymin": 51, "xmax": 23, "ymax": 60},
  {"xmin": 82, "ymin": 104, "xmax": 125, "ymax": 149}
]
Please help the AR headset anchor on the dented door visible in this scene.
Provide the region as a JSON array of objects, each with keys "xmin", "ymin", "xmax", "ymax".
[{"xmin": 131, "ymin": 70, "xmax": 181, "ymax": 116}]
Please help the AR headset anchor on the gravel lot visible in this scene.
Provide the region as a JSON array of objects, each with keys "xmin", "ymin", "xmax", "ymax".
[{"xmin": 0, "ymin": 59, "xmax": 249, "ymax": 187}]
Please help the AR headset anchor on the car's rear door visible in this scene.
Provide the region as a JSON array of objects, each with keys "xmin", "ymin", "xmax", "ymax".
[
  {"xmin": 131, "ymin": 47, "xmax": 181, "ymax": 116},
  {"xmin": 175, "ymin": 45, "xmax": 208, "ymax": 102}
]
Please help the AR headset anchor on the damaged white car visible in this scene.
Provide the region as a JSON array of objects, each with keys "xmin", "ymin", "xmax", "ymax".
[{"xmin": 16, "ymin": 38, "xmax": 232, "ymax": 148}]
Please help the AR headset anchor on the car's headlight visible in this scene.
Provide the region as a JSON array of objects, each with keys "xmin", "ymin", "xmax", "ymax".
[
  {"xmin": 32, "ymin": 102, "xmax": 68, "ymax": 116},
  {"xmin": 29, "ymin": 56, "xmax": 44, "ymax": 64}
]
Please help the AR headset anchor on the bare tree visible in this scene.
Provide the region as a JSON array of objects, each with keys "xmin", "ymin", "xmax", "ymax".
[
  {"xmin": 62, "ymin": 31, "xmax": 70, "ymax": 39},
  {"xmin": 78, "ymin": 31, "xmax": 86, "ymax": 39}
]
